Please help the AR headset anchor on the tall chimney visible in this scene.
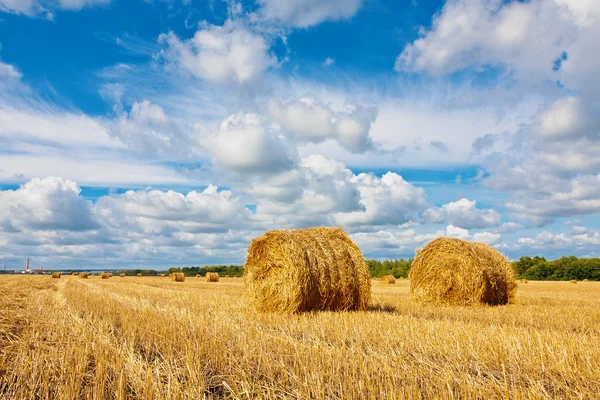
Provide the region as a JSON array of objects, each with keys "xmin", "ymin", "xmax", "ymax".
[{"xmin": 26, "ymin": 258, "xmax": 30, "ymax": 271}]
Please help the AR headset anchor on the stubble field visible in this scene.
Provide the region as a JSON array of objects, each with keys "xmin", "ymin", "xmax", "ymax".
[{"xmin": 1, "ymin": 275, "xmax": 599, "ymax": 399}]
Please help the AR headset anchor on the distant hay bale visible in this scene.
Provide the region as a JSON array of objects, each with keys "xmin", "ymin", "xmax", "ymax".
[
  {"xmin": 171, "ymin": 272, "xmax": 185, "ymax": 282},
  {"xmin": 71, "ymin": 272, "xmax": 77, "ymax": 276},
  {"xmin": 245, "ymin": 227, "xmax": 371, "ymax": 313},
  {"xmin": 521, "ymin": 279, "xmax": 528, "ymax": 283},
  {"xmin": 196, "ymin": 274, "xmax": 200, "ymax": 278},
  {"xmin": 570, "ymin": 280, "xmax": 577, "ymax": 284},
  {"xmin": 160, "ymin": 274, "xmax": 166, "ymax": 277},
  {"xmin": 205, "ymin": 272, "xmax": 220, "ymax": 282},
  {"xmin": 119, "ymin": 273, "xmax": 125, "ymax": 277},
  {"xmin": 410, "ymin": 238, "xmax": 516, "ymax": 306},
  {"xmin": 137, "ymin": 273, "xmax": 142, "ymax": 277},
  {"xmin": 380, "ymin": 275, "xmax": 396, "ymax": 284},
  {"xmin": 108, "ymin": 273, "xmax": 113, "ymax": 277},
  {"xmin": 225, "ymin": 275, "xmax": 230, "ymax": 278},
  {"xmin": 583, "ymin": 279, "xmax": 589, "ymax": 282},
  {"xmin": 79, "ymin": 272, "xmax": 89, "ymax": 279},
  {"xmin": 51, "ymin": 272, "xmax": 61, "ymax": 279},
  {"xmin": 101, "ymin": 272, "xmax": 110, "ymax": 279}
]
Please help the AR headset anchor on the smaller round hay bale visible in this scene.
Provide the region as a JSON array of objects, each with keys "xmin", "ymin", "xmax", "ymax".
[
  {"xmin": 160, "ymin": 274, "xmax": 166, "ymax": 277},
  {"xmin": 380, "ymin": 275, "xmax": 396, "ymax": 284},
  {"xmin": 171, "ymin": 272, "xmax": 185, "ymax": 282},
  {"xmin": 205, "ymin": 272, "xmax": 219, "ymax": 282},
  {"xmin": 410, "ymin": 238, "xmax": 516, "ymax": 306},
  {"xmin": 71, "ymin": 272, "xmax": 77, "ymax": 276},
  {"xmin": 119, "ymin": 273, "xmax": 125, "ymax": 277},
  {"xmin": 225, "ymin": 275, "xmax": 230, "ymax": 278},
  {"xmin": 583, "ymin": 279, "xmax": 589, "ymax": 282},
  {"xmin": 51, "ymin": 272, "xmax": 61, "ymax": 279},
  {"xmin": 521, "ymin": 279, "xmax": 528, "ymax": 283},
  {"xmin": 570, "ymin": 280, "xmax": 577, "ymax": 284},
  {"xmin": 101, "ymin": 272, "xmax": 110, "ymax": 279},
  {"xmin": 79, "ymin": 272, "xmax": 89, "ymax": 279},
  {"xmin": 195, "ymin": 274, "xmax": 200, "ymax": 278},
  {"xmin": 137, "ymin": 273, "xmax": 142, "ymax": 277}
]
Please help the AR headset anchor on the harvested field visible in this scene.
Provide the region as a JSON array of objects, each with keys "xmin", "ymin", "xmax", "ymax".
[{"xmin": 1, "ymin": 275, "xmax": 599, "ymax": 399}]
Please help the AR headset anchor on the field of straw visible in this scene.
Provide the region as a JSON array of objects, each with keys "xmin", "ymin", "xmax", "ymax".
[{"xmin": 1, "ymin": 275, "xmax": 599, "ymax": 399}]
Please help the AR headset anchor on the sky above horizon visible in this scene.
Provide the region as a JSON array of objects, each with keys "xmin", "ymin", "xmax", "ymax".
[{"xmin": 1, "ymin": 0, "xmax": 599, "ymax": 269}]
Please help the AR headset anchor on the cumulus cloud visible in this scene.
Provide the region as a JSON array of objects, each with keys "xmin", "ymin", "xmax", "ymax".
[
  {"xmin": 0, "ymin": 177, "xmax": 97, "ymax": 232},
  {"xmin": 268, "ymin": 97, "xmax": 377, "ymax": 152},
  {"xmin": 333, "ymin": 171, "xmax": 428, "ymax": 228},
  {"xmin": 159, "ymin": 19, "xmax": 275, "ymax": 84},
  {"xmin": 396, "ymin": 0, "xmax": 600, "ymax": 91},
  {"xmin": 422, "ymin": 198, "xmax": 501, "ymax": 229},
  {"xmin": 257, "ymin": 0, "xmax": 364, "ymax": 28},
  {"xmin": 203, "ymin": 113, "xmax": 296, "ymax": 174},
  {"xmin": 108, "ymin": 100, "xmax": 197, "ymax": 158}
]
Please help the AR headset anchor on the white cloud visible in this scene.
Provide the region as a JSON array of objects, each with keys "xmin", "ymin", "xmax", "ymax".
[
  {"xmin": 268, "ymin": 97, "xmax": 376, "ymax": 152},
  {"xmin": 422, "ymin": 198, "xmax": 501, "ymax": 229},
  {"xmin": 396, "ymin": 0, "xmax": 600, "ymax": 91},
  {"xmin": 0, "ymin": 60, "xmax": 21, "ymax": 79},
  {"xmin": 159, "ymin": 19, "xmax": 275, "ymax": 84},
  {"xmin": 473, "ymin": 231, "xmax": 501, "ymax": 245},
  {"xmin": 108, "ymin": 100, "xmax": 197, "ymax": 158},
  {"xmin": 203, "ymin": 113, "xmax": 296, "ymax": 174},
  {"xmin": 257, "ymin": 0, "xmax": 364, "ymax": 28},
  {"xmin": 0, "ymin": 0, "xmax": 109, "ymax": 16},
  {"xmin": 0, "ymin": 177, "xmax": 97, "ymax": 232},
  {"xmin": 323, "ymin": 57, "xmax": 335, "ymax": 67},
  {"xmin": 333, "ymin": 171, "xmax": 428, "ymax": 228},
  {"xmin": 444, "ymin": 224, "xmax": 470, "ymax": 240}
]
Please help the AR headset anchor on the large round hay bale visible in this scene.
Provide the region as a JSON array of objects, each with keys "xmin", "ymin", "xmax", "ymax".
[
  {"xmin": 205, "ymin": 272, "xmax": 220, "ymax": 282},
  {"xmin": 245, "ymin": 227, "xmax": 371, "ymax": 313},
  {"xmin": 51, "ymin": 272, "xmax": 61, "ymax": 279},
  {"xmin": 79, "ymin": 272, "xmax": 89, "ymax": 279},
  {"xmin": 380, "ymin": 275, "xmax": 396, "ymax": 284},
  {"xmin": 171, "ymin": 272, "xmax": 185, "ymax": 282},
  {"xmin": 410, "ymin": 238, "xmax": 516, "ymax": 306},
  {"xmin": 101, "ymin": 272, "xmax": 110, "ymax": 279}
]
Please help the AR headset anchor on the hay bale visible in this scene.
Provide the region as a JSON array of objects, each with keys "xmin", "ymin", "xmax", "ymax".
[
  {"xmin": 51, "ymin": 272, "xmax": 61, "ymax": 279},
  {"xmin": 195, "ymin": 274, "xmax": 200, "ymax": 278},
  {"xmin": 101, "ymin": 272, "xmax": 110, "ymax": 279},
  {"xmin": 71, "ymin": 272, "xmax": 77, "ymax": 276},
  {"xmin": 137, "ymin": 273, "xmax": 142, "ymax": 277},
  {"xmin": 583, "ymin": 279, "xmax": 589, "ymax": 282},
  {"xmin": 225, "ymin": 275, "xmax": 230, "ymax": 278},
  {"xmin": 521, "ymin": 279, "xmax": 528, "ymax": 283},
  {"xmin": 79, "ymin": 272, "xmax": 89, "ymax": 279},
  {"xmin": 410, "ymin": 238, "xmax": 516, "ymax": 306},
  {"xmin": 171, "ymin": 272, "xmax": 185, "ymax": 282},
  {"xmin": 160, "ymin": 274, "xmax": 166, "ymax": 277},
  {"xmin": 205, "ymin": 272, "xmax": 220, "ymax": 282},
  {"xmin": 119, "ymin": 273, "xmax": 125, "ymax": 277},
  {"xmin": 380, "ymin": 275, "xmax": 396, "ymax": 284},
  {"xmin": 570, "ymin": 280, "xmax": 577, "ymax": 284},
  {"xmin": 245, "ymin": 227, "xmax": 371, "ymax": 313}
]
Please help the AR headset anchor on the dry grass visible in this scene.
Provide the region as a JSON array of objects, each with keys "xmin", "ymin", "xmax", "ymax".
[
  {"xmin": 410, "ymin": 238, "xmax": 516, "ymax": 305},
  {"xmin": 0, "ymin": 276, "xmax": 599, "ymax": 399},
  {"xmin": 245, "ymin": 227, "xmax": 371, "ymax": 313}
]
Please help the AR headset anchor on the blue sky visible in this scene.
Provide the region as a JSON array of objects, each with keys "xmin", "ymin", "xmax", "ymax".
[{"xmin": 1, "ymin": 0, "xmax": 599, "ymax": 269}]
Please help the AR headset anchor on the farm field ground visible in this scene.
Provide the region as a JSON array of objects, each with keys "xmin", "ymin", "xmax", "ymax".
[{"xmin": 1, "ymin": 275, "xmax": 600, "ymax": 399}]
